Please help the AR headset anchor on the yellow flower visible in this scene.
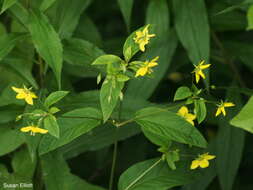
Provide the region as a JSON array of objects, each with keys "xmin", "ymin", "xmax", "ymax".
[
  {"xmin": 215, "ymin": 101, "xmax": 235, "ymax": 117},
  {"xmin": 133, "ymin": 24, "xmax": 155, "ymax": 52},
  {"xmin": 177, "ymin": 106, "xmax": 196, "ymax": 126},
  {"xmin": 192, "ymin": 60, "xmax": 211, "ymax": 83},
  {"xmin": 21, "ymin": 125, "xmax": 48, "ymax": 136},
  {"xmin": 190, "ymin": 153, "xmax": 216, "ymax": 170},
  {"xmin": 135, "ymin": 56, "xmax": 159, "ymax": 77},
  {"xmin": 12, "ymin": 86, "xmax": 37, "ymax": 105}
]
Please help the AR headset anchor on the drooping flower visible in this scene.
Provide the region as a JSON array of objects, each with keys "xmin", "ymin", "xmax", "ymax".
[
  {"xmin": 192, "ymin": 60, "xmax": 211, "ymax": 83},
  {"xmin": 177, "ymin": 106, "xmax": 196, "ymax": 126},
  {"xmin": 215, "ymin": 101, "xmax": 235, "ymax": 117},
  {"xmin": 190, "ymin": 153, "xmax": 216, "ymax": 170},
  {"xmin": 12, "ymin": 86, "xmax": 37, "ymax": 105},
  {"xmin": 133, "ymin": 24, "xmax": 155, "ymax": 52},
  {"xmin": 135, "ymin": 56, "xmax": 159, "ymax": 77},
  {"xmin": 21, "ymin": 125, "xmax": 48, "ymax": 136}
]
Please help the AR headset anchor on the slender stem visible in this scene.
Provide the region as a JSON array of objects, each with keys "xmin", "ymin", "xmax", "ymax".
[
  {"xmin": 109, "ymin": 102, "xmax": 122, "ymax": 190},
  {"xmin": 59, "ymin": 115, "xmax": 102, "ymax": 121},
  {"xmin": 124, "ymin": 158, "xmax": 162, "ymax": 190},
  {"xmin": 109, "ymin": 139, "xmax": 118, "ymax": 190}
]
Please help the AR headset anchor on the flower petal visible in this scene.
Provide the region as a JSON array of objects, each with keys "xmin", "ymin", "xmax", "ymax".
[
  {"xmin": 199, "ymin": 64, "xmax": 211, "ymax": 70},
  {"xmin": 224, "ymin": 102, "xmax": 235, "ymax": 107},
  {"xmin": 21, "ymin": 126, "xmax": 33, "ymax": 133},
  {"xmin": 25, "ymin": 96, "xmax": 34, "ymax": 105},
  {"xmin": 12, "ymin": 86, "xmax": 23, "ymax": 93},
  {"xmin": 215, "ymin": 107, "xmax": 222, "ymax": 117},
  {"xmin": 199, "ymin": 159, "xmax": 209, "ymax": 168},
  {"xmin": 177, "ymin": 106, "xmax": 188, "ymax": 117},
  {"xmin": 32, "ymin": 127, "xmax": 48, "ymax": 134},
  {"xmin": 190, "ymin": 160, "xmax": 200, "ymax": 170}
]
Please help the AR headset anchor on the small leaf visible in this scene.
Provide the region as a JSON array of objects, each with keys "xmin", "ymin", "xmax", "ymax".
[
  {"xmin": 174, "ymin": 86, "xmax": 192, "ymax": 101},
  {"xmin": 44, "ymin": 115, "xmax": 60, "ymax": 138},
  {"xmin": 92, "ymin": 54, "xmax": 122, "ymax": 65},
  {"xmin": 100, "ymin": 77, "xmax": 124, "ymax": 122},
  {"xmin": 194, "ymin": 99, "xmax": 207, "ymax": 124},
  {"xmin": 44, "ymin": 91, "xmax": 69, "ymax": 109},
  {"xmin": 166, "ymin": 150, "xmax": 180, "ymax": 170},
  {"xmin": 49, "ymin": 107, "xmax": 60, "ymax": 114},
  {"xmin": 40, "ymin": 0, "xmax": 57, "ymax": 11}
]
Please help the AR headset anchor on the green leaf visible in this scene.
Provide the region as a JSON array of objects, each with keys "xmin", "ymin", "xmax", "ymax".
[
  {"xmin": 146, "ymin": 0, "xmax": 169, "ymax": 38},
  {"xmin": 44, "ymin": 115, "xmax": 60, "ymax": 138},
  {"xmin": 135, "ymin": 107, "xmax": 207, "ymax": 148},
  {"xmin": 125, "ymin": 30, "xmax": 177, "ymax": 100},
  {"xmin": 117, "ymin": 0, "xmax": 133, "ymax": 31},
  {"xmin": 12, "ymin": 147, "xmax": 37, "ymax": 180},
  {"xmin": 174, "ymin": 86, "xmax": 192, "ymax": 101},
  {"xmin": 143, "ymin": 129, "xmax": 171, "ymax": 147},
  {"xmin": 40, "ymin": 0, "xmax": 57, "ymax": 11},
  {"xmin": 0, "ymin": 33, "xmax": 27, "ymax": 61},
  {"xmin": 1, "ymin": 0, "xmax": 17, "ymax": 14},
  {"xmin": 42, "ymin": 152, "xmax": 106, "ymax": 190},
  {"xmin": 247, "ymin": 4, "xmax": 253, "ymax": 30},
  {"xmin": 118, "ymin": 158, "xmax": 198, "ymax": 190},
  {"xmin": 230, "ymin": 96, "xmax": 253, "ymax": 133},
  {"xmin": 47, "ymin": 0, "xmax": 91, "ymax": 39},
  {"xmin": 100, "ymin": 77, "xmax": 124, "ymax": 122},
  {"xmin": 28, "ymin": 9, "xmax": 63, "ymax": 89},
  {"xmin": 173, "ymin": 0, "xmax": 210, "ymax": 79},
  {"xmin": 92, "ymin": 54, "xmax": 122, "ymax": 65},
  {"xmin": 0, "ymin": 127, "xmax": 24, "ymax": 156},
  {"xmin": 44, "ymin": 91, "xmax": 69, "ymax": 108},
  {"xmin": 194, "ymin": 99, "xmax": 207, "ymax": 124},
  {"xmin": 39, "ymin": 107, "xmax": 102, "ymax": 155}
]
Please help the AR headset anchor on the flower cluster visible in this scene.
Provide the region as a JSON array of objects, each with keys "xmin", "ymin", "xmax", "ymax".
[{"xmin": 12, "ymin": 85, "xmax": 48, "ymax": 135}]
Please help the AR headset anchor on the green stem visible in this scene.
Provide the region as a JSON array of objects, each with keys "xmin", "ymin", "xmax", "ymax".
[
  {"xmin": 109, "ymin": 138, "xmax": 118, "ymax": 190},
  {"xmin": 123, "ymin": 158, "xmax": 162, "ymax": 190}
]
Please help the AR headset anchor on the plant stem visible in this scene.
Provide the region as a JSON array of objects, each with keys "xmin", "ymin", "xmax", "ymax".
[
  {"xmin": 123, "ymin": 158, "xmax": 162, "ymax": 190},
  {"xmin": 109, "ymin": 138, "xmax": 118, "ymax": 190}
]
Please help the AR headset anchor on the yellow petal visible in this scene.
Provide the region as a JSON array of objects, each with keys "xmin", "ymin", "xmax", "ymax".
[
  {"xmin": 195, "ymin": 73, "xmax": 200, "ymax": 83},
  {"xmin": 186, "ymin": 113, "xmax": 197, "ymax": 121},
  {"xmin": 198, "ymin": 70, "xmax": 205, "ymax": 79},
  {"xmin": 32, "ymin": 127, "xmax": 48, "ymax": 134},
  {"xmin": 190, "ymin": 160, "xmax": 200, "ymax": 170},
  {"xmin": 16, "ymin": 92, "xmax": 26, "ymax": 99},
  {"xmin": 204, "ymin": 154, "xmax": 216, "ymax": 160},
  {"xmin": 199, "ymin": 159, "xmax": 209, "ymax": 168},
  {"xmin": 30, "ymin": 92, "xmax": 38, "ymax": 99},
  {"xmin": 148, "ymin": 62, "xmax": 158, "ymax": 68},
  {"xmin": 20, "ymin": 126, "xmax": 33, "ymax": 133},
  {"xmin": 139, "ymin": 42, "xmax": 146, "ymax": 52},
  {"xmin": 25, "ymin": 96, "xmax": 34, "ymax": 105},
  {"xmin": 135, "ymin": 67, "xmax": 148, "ymax": 77},
  {"xmin": 199, "ymin": 64, "xmax": 211, "ymax": 70},
  {"xmin": 186, "ymin": 119, "xmax": 195, "ymax": 126},
  {"xmin": 198, "ymin": 60, "xmax": 205, "ymax": 65},
  {"xmin": 148, "ymin": 34, "xmax": 156, "ymax": 38},
  {"xmin": 224, "ymin": 102, "xmax": 235, "ymax": 107},
  {"xmin": 177, "ymin": 106, "xmax": 188, "ymax": 116},
  {"xmin": 221, "ymin": 106, "xmax": 226, "ymax": 116},
  {"xmin": 12, "ymin": 86, "xmax": 23, "ymax": 93},
  {"xmin": 215, "ymin": 107, "xmax": 222, "ymax": 117}
]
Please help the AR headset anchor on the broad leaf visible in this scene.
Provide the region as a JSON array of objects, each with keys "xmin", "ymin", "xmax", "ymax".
[
  {"xmin": 194, "ymin": 99, "xmax": 206, "ymax": 124},
  {"xmin": 28, "ymin": 9, "xmax": 63, "ymax": 89},
  {"xmin": 118, "ymin": 158, "xmax": 199, "ymax": 190},
  {"xmin": 117, "ymin": 0, "xmax": 134, "ymax": 31},
  {"xmin": 135, "ymin": 107, "xmax": 207, "ymax": 148},
  {"xmin": 39, "ymin": 107, "xmax": 102, "ymax": 155},
  {"xmin": 1, "ymin": 0, "xmax": 17, "ymax": 14}
]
